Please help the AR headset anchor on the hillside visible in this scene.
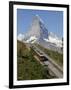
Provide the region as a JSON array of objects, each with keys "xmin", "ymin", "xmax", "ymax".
[{"xmin": 17, "ymin": 40, "xmax": 53, "ymax": 80}]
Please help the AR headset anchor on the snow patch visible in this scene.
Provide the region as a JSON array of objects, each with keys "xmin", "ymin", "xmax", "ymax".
[{"xmin": 26, "ymin": 36, "xmax": 37, "ymax": 43}]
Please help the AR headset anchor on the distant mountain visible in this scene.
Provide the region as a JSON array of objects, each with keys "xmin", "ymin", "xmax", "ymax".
[
  {"xmin": 17, "ymin": 15, "xmax": 63, "ymax": 53},
  {"xmin": 44, "ymin": 32, "xmax": 62, "ymax": 47}
]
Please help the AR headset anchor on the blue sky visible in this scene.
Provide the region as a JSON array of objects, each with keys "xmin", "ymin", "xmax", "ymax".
[{"xmin": 17, "ymin": 9, "xmax": 63, "ymax": 38}]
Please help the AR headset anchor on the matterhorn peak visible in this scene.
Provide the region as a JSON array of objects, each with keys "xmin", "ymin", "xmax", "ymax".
[
  {"xmin": 34, "ymin": 14, "xmax": 44, "ymax": 24},
  {"xmin": 24, "ymin": 15, "xmax": 48, "ymax": 43}
]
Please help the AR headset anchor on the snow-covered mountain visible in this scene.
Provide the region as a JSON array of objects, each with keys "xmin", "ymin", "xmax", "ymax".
[
  {"xmin": 44, "ymin": 32, "xmax": 62, "ymax": 47},
  {"xmin": 17, "ymin": 15, "xmax": 63, "ymax": 52}
]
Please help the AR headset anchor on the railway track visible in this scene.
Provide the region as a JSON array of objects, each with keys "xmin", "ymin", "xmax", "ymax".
[{"xmin": 31, "ymin": 44, "xmax": 63, "ymax": 78}]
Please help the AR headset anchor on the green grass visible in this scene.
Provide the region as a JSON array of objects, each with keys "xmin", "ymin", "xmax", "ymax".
[
  {"xmin": 17, "ymin": 40, "xmax": 54, "ymax": 80},
  {"xmin": 35, "ymin": 43, "xmax": 63, "ymax": 67}
]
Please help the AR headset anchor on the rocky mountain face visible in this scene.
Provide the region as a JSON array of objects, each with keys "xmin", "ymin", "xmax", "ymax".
[{"xmin": 24, "ymin": 15, "xmax": 48, "ymax": 43}]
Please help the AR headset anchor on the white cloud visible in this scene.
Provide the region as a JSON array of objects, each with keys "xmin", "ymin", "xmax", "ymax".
[{"xmin": 17, "ymin": 33, "xmax": 24, "ymax": 41}]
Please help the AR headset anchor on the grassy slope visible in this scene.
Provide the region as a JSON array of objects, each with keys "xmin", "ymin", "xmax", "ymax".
[
  {"xmin": 35, "ymin": 43, "xmax": 63, "ymax": 67},
  {"xmin": 17, "ymin": 40, "xmax": 50, "ymax": 80}
]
